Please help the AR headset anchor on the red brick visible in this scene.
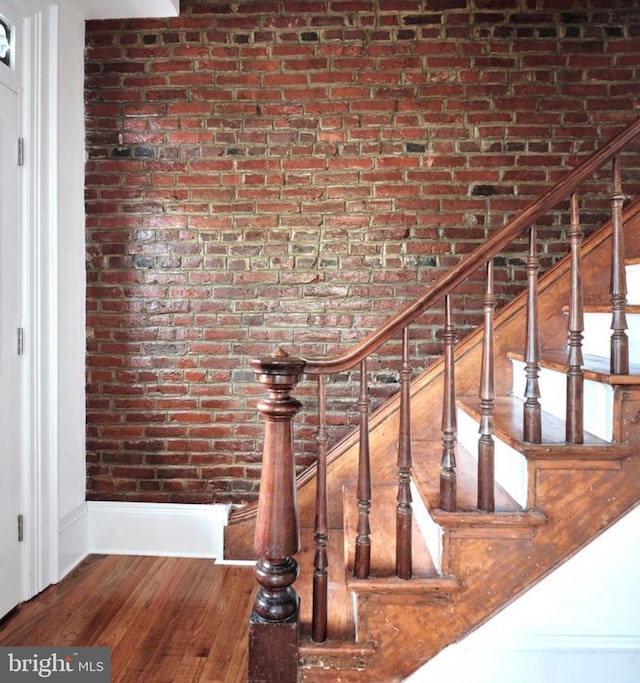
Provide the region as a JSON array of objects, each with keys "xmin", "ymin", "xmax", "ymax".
[{"xmin": 85, "ymin": 0, "xmax": 640, "ymax": 504}]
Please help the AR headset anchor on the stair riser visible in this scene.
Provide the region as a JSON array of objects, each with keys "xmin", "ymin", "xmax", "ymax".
[
  {"xmin": 626, "ymin": 263, "xmax": 640, "ymax": 305},
  {"xmin": 411, "ymin": 480, "xmax": 443, "ymax": 575},
  {"xmin": 582, "ymin": 312, "xmax": 640, "ymax": 365},
  {"xmin": 457, "ymin": 407, "xmax": 529, "ymax": 507}
]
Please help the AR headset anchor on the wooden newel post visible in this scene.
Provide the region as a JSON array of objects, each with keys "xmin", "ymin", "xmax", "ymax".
[{"xmin": 248, "ymin": 349, "xmax": 305, "ymax": 683}]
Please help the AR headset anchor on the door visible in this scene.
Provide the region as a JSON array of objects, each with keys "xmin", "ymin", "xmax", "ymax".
[{"xmin": 0, "ymin": 16, "xmax": 22, "ymax": 619}]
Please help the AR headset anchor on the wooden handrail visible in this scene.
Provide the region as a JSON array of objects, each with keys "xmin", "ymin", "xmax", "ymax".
[{"xmin": 300, "ymin": 116, "xmax": 640, "ymax": 375}]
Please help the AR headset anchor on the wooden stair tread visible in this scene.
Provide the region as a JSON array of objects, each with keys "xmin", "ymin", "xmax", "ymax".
[
  {"xmin": 298, "ymin": 635, "xmax": 376, "ymax": 658},
  {"xmin": 411, "ymin": 440, "xmax": 546, "ymax": 533},
  {"xmin": 298, "ymin": 636, "xmax": 377, "ymax": 680},
  {"xmin": 580, "ymin": 303, "xmax": 640, "ymax": 314},
  {"xmin": 458, "ymin": 395, "xmax": 632, "ymax": 460},
  {"xmin": 348, "ymin": 574, "xmax": 461, "ymax": 596},
  {"xmin": 412, "ymin": 440, "xmax": 523, "ymax": 514},
  {"xmin": 507, "ymin": 349, "xmax": 640, "ymax": 385},
  {"xmin": 297, "ymin": 527, "xmax": 355, "ymax": 642},
  {"xmin": 342, "ymin": 484, "xmax": 439, "ymax": 583}
]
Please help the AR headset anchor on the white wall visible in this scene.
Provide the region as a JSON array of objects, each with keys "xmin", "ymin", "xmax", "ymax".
[
  {"xmin": 71, "ymin": 0, "xmax": 179, "ymax": 20},
  {"xmin": 57, "ymin": 5, "xmax": 86, "ymax": 518},
  {"xmin": 53, "ymin": 0, "xmax": 182, "ymax": 577},
  {"xmin": 56, "ymin": 0, "xmax": 182, "ymax": 519},
  {"xmin": 405, "ymin": 505, "xmax": 640, "ymax": 683},
  {"xmin": 53, "ymin": 0, "xmax": 236, "ymax": 577},
  {"xmin": 56, "ymin": 0, "xmax": 88, "ymax": 577}
]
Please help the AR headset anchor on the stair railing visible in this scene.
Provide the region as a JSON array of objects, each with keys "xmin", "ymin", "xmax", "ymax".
[
  {"xmin": 248, "ymin": 116, "xmax": 640, "ymax": 678},
  {"xmin": 396, "ymin": 327, "xmax": 413, "ymax": 579},
  {"xmin": 478, "ymin": 260, "xmax": 496, "ymax": 511},
  {"xmin": 523, "ymin": 226, "xmax": 542, "ymax": 443},
  {"xmin": 566, "ymin": 192, "xmax": 585, "ymax": 443},
  {"xmin": 439, "ymin": 295, "xmax": 457, "ymax": 512},
  {"xmin": 611, "ymin": 155, "xmax": 629, "ymax": 374}
]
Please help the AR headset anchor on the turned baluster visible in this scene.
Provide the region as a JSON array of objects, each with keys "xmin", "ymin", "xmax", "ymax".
[
  {"xmin": 610, "ymin": 155, "xmax": 629, "ymax": 375},
  {"xmin": 396, "ymin": 327, "xmax": 413, "ymax": 580},
  {"xmin": 566, "ymin": 192, "xmax": 584, "ymax": 444},
  {"xmin": 354, "ymin": 359, "xmax": 371, "ymax": 579},
  {"xmin": 478, "ymin": 259, "xmax": 496, "ymax": 512},
  {"xmin": 312, "ymin": 375, "xmax": 328, "ymax": 643},
  {"xmin": 249, "ymin": 350, "xmax": 305, "ymax": 683},
  {"xmin": 523, "ymin": 225, "xmax": 542, "ymax": 443},
  {"xmin": 440, "ymin": 295, "xmax": 457, "ymax": 512}
]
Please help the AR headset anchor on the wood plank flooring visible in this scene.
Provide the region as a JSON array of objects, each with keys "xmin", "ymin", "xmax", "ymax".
[{"xmin": 0, "ymin": 555, "xmax": 257, "ymax": 683}]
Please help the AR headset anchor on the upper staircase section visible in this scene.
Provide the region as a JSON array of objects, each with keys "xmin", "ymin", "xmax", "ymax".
[
  {"xmin": 296, "ymin": 116, "xmax": 640, "ymax": 375},
  {"xmin": 240, "ymin": 116, "xmax": 640, "ymax": 683}
]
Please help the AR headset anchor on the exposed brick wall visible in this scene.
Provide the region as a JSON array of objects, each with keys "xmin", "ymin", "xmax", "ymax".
[{"xmin": 85, "ymin": 0, "xmax": 640, "ymax": 504}]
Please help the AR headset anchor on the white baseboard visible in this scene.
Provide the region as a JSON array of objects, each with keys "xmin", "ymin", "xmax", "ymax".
[
  {"xmin": 87, "ymin": 501, "xmax": 231, "ymax": 559},
  {"xmin": 405, "ymin": 634, "xmax": 640, "ymax": 683},
  {"xmin": 58, "ymin": 502, "xmax": 89, "ymax": 581},
  {"xmin": 463, "ymin": 629, "xmax": 640, "ymax": 652}
]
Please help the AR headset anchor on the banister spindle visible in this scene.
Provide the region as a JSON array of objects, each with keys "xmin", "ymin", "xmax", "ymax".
[
  {"xmin": 523, "ymin": 225, "xmax": 542, "ymax": 443},
  {"xmin": 354, "ymin": 359, "xmax": 371, "ymax": 579},
  {"xmin": 566, "ymin": 192, "xmax": 584, "ymax": 444},
  {"xmin": 249, "ymin": 350, "xmax": 305, "ymax": 683},
  {"xmin": 610, "ymin": 155, "xmax": 629, "ymax": 375},
  {"xmin": 312, "ymin": 375, "xmax": 328, "ymax": 643},
  {"xmin": 440, "ymin": 295, "xmax": 457, "ymax": 512},
  {"xmin": 478, "ymin": 259, "xmax": 496, "ymax": 512},
  {"xmin": 396, "ymin": 327, "xmax": 413, "ymax": 580}
]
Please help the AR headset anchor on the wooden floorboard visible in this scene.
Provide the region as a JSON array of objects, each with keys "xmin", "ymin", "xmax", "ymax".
[{"xmin": 0, "ymin": 555, "xmax": 257, "ymax": 683}]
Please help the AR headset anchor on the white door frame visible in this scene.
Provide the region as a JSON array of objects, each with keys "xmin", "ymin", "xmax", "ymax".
[
  {"xmin": 4, "ymin": 0, "xmax": 59, "ymax": 600},
  {"xmin": 0, "ymin": 7, "xmax": 22, "ymax": 618},
  {"xmin": 26, "ymin": 1, "xmax": 59, "ymax": 599}
]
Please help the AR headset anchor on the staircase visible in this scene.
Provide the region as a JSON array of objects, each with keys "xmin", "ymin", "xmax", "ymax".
[{"xmin": 225, "ymin": 117, "xmax": 640, "ymax": 683}]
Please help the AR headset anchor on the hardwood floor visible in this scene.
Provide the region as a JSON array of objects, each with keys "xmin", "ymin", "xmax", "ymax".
[{"xmin": 0, "ymin": 555, "xmax": 257, "ymax": 683}]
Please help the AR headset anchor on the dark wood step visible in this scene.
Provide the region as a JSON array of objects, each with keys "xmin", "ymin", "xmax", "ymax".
[
  {"xmin": 579, "ymin": 303, "xmax": 640, "ymax": 314},
  {"xmin": 412, "ymin": 439, "xmax": 546, "ymax": 537},
  {"xmin": 298, "ymin": 635, "xmax": 376, "ymax": 669},
  {"xmin": 342, "ymin": 484, "xmax": 461, "ymax": 598},
  {"xmin": 507, "ymin": 349, "xmax": 640, "ymax": 386},
  {"xmin": 413, "ymin": 439, "xmax": 522, "ymax": 513},
  {"xmin": 299, "ymin": 656, "xmax": 374, "ymax": 681},
  {"xmin": 297, "ymin": 528, "xmax": 355, "ymax": 642},
  {"xmin": 297, "ymin": 521, "xmax": 377, "ymax": 675},
  {"xmin": 342, "ymin": 484, "xmax": 438, "ymax": 580},
  {"xmin": 458, "ymin": 395, "xmax": 632, "ymax": 465}
]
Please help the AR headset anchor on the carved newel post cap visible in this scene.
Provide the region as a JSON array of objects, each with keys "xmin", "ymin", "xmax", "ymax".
[{"xmin": 250, "ymin": 348, "xmax": 306, "ymax": 382}]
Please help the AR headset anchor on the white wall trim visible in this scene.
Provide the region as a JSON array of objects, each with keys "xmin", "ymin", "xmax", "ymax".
[
  {"xmin": 88, "ymin": 502, "xmax": 231, "ymax": 559},
  {"xmin": 19, "ymin": 0, "xmax": 60, "ymax": 601},
  {"xmin": 406, "ymin": 505, "xmax": 640, "ymax": 682},
  {"xmin": 58, "ymin": 502, "xmax": 88, "ymax": 579},
  {"xmin": 462, "ymin": 630, "xmax": 640, "ymax": 652}
]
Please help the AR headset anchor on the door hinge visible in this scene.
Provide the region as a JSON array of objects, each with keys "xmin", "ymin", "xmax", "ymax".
[
  {"xmin": 17, "ymin": 327, "xmax": 24, "ymax": 356},
  {"xmin": 18, "ymin": 515, "xmax": 24, "ymax": 543},
  {"xmin": 18, "ymin": 137, "xmax": 24, "ymax": 167}
]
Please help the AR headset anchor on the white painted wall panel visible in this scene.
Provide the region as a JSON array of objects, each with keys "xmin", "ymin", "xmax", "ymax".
[
  {"xmin": 405, "ymin": 505, "xmax": 640, "ymax": 682},
  {"xmin": 70, "ymin": 0, "xmax": 179, "ymax": 20}
]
